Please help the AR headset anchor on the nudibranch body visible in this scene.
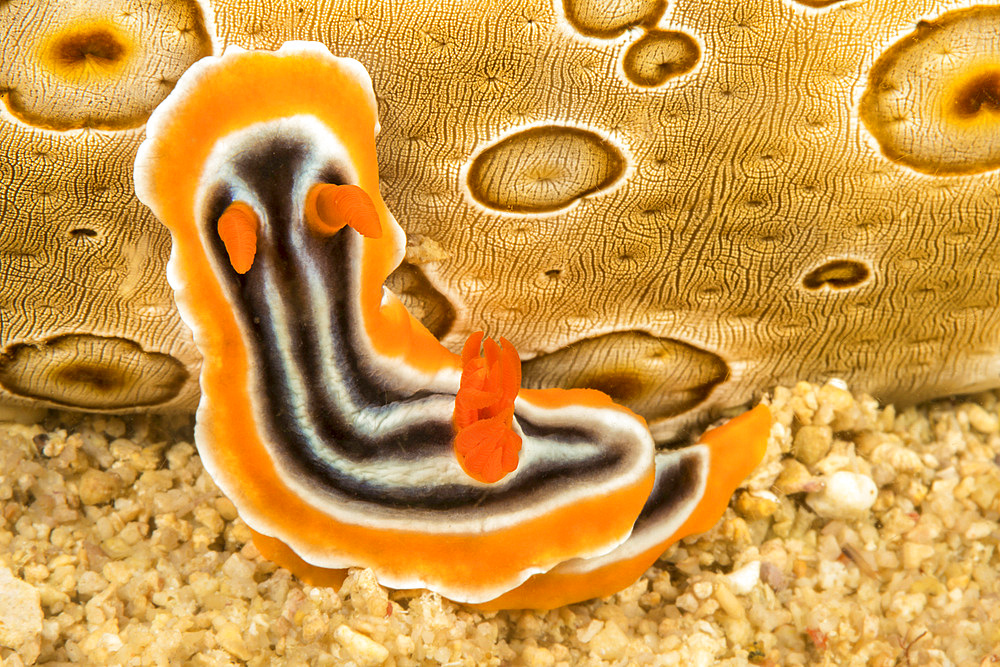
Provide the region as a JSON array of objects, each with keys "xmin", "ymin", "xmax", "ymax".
[{"xmin": 134, "ymin": 41, "xmax": 769, "ymax": 608}]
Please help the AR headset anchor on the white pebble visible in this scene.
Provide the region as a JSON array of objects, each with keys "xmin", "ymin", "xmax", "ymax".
[
  {"xmin": 589, "ymin": 621, "xmax": 629, "ymax": 660},
  {"xmin": 726, "ymin": 561, "xmax": 761, "ymax": 595},
  {"xmin": 807, "ymin": 471, "xmax": 878, "ymax": 519},
  {"xmin": 691, "ymin": 580, "xmax": 714, "ymax": 600},
  {"xmin": 826, "ymin": 377, "xmax": 848, "ymax": 391},
  {"xmin": 964, "ymin": 521, "xmax": 993, "ymax": 540},
  {"xmin": 675, "ymin": 592, "xmax": 699, "ymax": 613},
  {"xmin": 576, "ymin": 620, "xmax": 603, "ymax": 643},
  {"xmin": 0, "ymin": 566, "xmax": 43, "ymax": 664},
  {"xmin": 965, "ymin": 404, "xmax": 999, "ymax": 434},
  {"xmin": 333, "ymin": 625, "xmax": 389, "ymax": 667}
]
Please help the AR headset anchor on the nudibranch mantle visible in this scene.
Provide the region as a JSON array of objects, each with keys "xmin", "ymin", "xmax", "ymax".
[{"xmin": 134, "ymin": 41, "xmax": 770, "ymax": 608}]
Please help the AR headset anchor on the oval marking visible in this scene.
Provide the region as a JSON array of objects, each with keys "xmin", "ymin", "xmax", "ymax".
[
  {"xmin": 802, "ymin": 259, "xmax": 871, "ymax": 290},
  {"xmin": 0, "ymin": 334, "xmax": 188, "ymax": 409},
  {"xmin": 860, "ymin": 6, "xmax": 1000, "ymax": 175},
  {"xmin": 466, "ymin": 125, "xmax": 627, "ymax": 214},
  {"xmin": 622, "ymin": 30, "xmax": 700, "ymax": 87}
]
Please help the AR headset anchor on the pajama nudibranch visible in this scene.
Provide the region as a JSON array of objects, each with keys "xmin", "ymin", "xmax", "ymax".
[{"xmin": 134, "ymin": 41, "xmax": 770, "ymax": 608}]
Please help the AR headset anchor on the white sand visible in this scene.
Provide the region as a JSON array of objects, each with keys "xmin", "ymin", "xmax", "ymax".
[{"xmin": 1, "ymin": 381, "xmax": 998, "ymax": 666}]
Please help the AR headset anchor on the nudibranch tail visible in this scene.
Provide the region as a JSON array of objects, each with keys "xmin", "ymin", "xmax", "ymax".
[
  {"xmin": 673, "ymin": 404, "xmax": 771, "ymax": 537},
  {"xmin": 216, "ymin": 201, "xmax": 259, "ymax": 274},
  {"xmin": 475, "ymin": 404, "xmax": 772, "ymax": 610},
  {"xmin": 134, "ymin": 41, "xmax": 660, "ymax": 606}
]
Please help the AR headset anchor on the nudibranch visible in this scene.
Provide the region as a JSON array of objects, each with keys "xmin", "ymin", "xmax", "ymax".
[{"xmin": 134, "ymin": 41, "xmax": 770, "ymax": 608}]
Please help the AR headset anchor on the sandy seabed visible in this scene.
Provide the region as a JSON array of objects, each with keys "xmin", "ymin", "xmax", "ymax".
[{"xmin": 0, "ymin": 381, "xmax": 998, "ymax": 667}]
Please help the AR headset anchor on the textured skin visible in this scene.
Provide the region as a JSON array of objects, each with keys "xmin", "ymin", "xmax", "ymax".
[{"xmin": 2, "ymin": 0, "xmax": 999, "ymax": 440}]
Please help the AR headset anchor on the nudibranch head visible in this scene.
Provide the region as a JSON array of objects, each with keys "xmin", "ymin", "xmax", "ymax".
[
  {"xmin": 134, "ymin": 40, "xmax": 768, "ymax": 609},
  {"xmin": 453, "ymin": 332, "xmax": 522, "ymax": 483}
]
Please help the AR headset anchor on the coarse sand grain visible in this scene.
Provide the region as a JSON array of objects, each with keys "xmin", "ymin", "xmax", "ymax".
[{"xmin": 0, "ymin": 381, "xmax": 998, "ymax": 666}]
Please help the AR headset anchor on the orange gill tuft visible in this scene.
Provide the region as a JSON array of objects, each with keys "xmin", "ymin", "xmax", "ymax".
[{"xmin": 453, "ymin": 332, "xmax": 522, "ymax": 483}]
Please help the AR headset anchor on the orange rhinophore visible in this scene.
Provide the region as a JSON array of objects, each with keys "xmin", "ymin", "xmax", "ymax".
[
  {"xmin": 305, "ymin": 183, "xmax": 382, "ymax": 238},
  {"xmin": 216, "ymin": 201, "xmax": 258, "ymax": 274},
  {"xmin": 453, "ymin": 332, "xmax": 522, "ymax": 483}
]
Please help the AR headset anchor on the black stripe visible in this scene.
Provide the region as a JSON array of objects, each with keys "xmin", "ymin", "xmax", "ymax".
[
  {"xmin": 632, "ymin": 449, "xmax": 704, "ymax": 528},
  {"xmin": 201, "ymin": 131, "xmax": 639, "ymax": 514}
]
